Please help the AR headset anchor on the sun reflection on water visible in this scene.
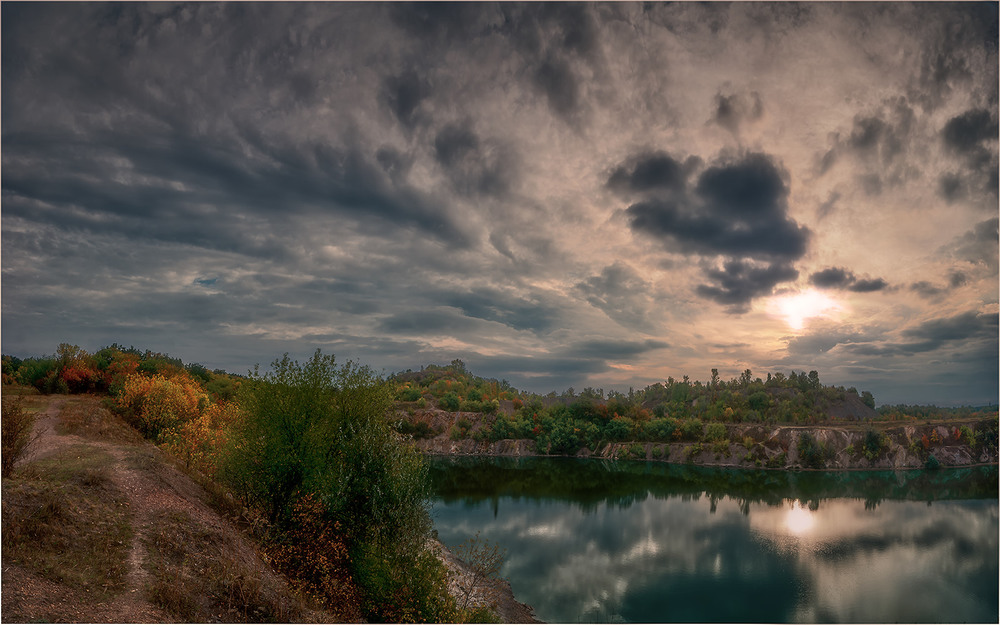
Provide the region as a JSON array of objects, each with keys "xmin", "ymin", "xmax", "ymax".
[{"xmin": 785, "ymin": 500, "xmax": 815, "ymax": 535}]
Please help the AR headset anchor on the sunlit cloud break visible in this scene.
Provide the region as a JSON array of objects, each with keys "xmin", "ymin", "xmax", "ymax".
[{"xmin": 1, "ymin": 2, "xmax": 997, "ymax": 405}]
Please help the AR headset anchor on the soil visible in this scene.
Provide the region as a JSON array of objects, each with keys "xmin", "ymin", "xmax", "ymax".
[{"xmin": 2, "ymin": 397, "xmax": 337, "ymax": 623}]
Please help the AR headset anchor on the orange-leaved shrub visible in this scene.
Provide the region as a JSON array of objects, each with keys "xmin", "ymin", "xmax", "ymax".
[
  {"xmin": 161, "ymin": 400, "xmax": 240, "ymax": 477},
  {"xmin": 114, "ymin": 373, "xmax": 207, "ymax": 441},
  {"xmin": 263, "ymin": 494, "xmax": 363, "ymax": 621}
]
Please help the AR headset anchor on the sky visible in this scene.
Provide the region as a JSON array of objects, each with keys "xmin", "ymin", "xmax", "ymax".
[{"xmin": 2, "ymin": 2, "xmax": 997, "ymax": 406}]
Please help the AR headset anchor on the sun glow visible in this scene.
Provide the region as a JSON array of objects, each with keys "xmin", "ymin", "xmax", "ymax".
[
  {"xmin": 785, "ymin": 500, "xmax": 815, "ymax": 535},
  {"xmin": 770, "ymin": 289, "xmax": 844, "ymax": 330}
]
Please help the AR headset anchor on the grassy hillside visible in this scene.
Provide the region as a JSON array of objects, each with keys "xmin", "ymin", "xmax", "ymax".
[{"xmin": 1, "ymin": 393, "xmax": 341, "ymax": 622}]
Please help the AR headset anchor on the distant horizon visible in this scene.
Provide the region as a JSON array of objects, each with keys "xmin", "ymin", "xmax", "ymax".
[
  {"xmin": 2, "ymin": 340, "xmax": 996, "ymax": 409},
  {"xmin": 3, "ymin": 3, "xmax": 997, "ymax": 409}
]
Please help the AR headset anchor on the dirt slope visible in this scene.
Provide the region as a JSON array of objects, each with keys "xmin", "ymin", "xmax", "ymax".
[{"xmin": 1, "ymin": 395, "xmax": 343, "ymax": 623}]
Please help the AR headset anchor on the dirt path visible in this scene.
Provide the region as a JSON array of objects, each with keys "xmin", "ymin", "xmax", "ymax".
[{"xmin": 2, "ymin": 396, "xmax": 321, "ymax": 623}]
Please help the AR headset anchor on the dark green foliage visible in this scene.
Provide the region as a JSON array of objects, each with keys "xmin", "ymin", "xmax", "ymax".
[
  {"xmin": 861, "ymin": 428, "xmax": 889, "ymax": 460},
  {"xmin": 679, "ymin": 418, "xmax": 704, "ymax": 441},
  {"xmin": 395, "ymin": 419, "xmax": 438, "ymax": 440},
  {"xmin": 603, "ymin": 417, "xmax": 631, "ymax": 441},
  {"xmin": 398, "ymin": 387, "xmax": 423, "ymax": 402},
  {"xmin": 704, "ymin": 422, "xmax": 727, "ymax": 442},
  {"xmin": 925, "ymin": 454, "xmax": 941, "ymax": 470},
  {"xmin": 748, "ymin": 391, "xmax": 771, "ymax": 412},
  {"xmin": 861, "ymin": 390, "xmax": 876, "ymax": 409},
  {"xmin": 645, "ymin": 417, "xmax": 679, "ymax": 440},
  {"xmin": 220, "ymin": 351, "xmax": 429, "ymax": 542},
  {"xmin": 219, "ymin": 350, "xmax": 450, "ymax": 621},
  {"xmin": 438, "ymin": 392, "xmax": 460, "ymax": 411},
  {"xmin": 798, "ymin": 432, "xmax": 829, "ymax": 469}
]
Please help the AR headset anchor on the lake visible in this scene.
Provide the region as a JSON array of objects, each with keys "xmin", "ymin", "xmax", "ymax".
[{"xmin": 428, "ymin": 457, "xmax": 998, "ymax": 623}]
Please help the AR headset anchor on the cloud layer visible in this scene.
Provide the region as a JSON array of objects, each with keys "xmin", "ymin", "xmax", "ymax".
[{"xmin": 2, "ymin": 3, "xmax": 996, "ymax": 405}]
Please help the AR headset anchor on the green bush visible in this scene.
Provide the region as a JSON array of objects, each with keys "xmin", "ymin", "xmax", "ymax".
[
  {"xmin": 438, "ymin": 392, "xmax": 460, "ymax": 411},
  {"xmin": 925, "ymin": 454, "xmax": 941, "ymax": 470},
  {"xmin": 399, "ymin": 387, "xmax": 422, "ymax": 402},
  {"xmin": 704, "ymin": 422, "xmax": 727, "ymax": 442},
  {"xmin": 797, "ymin": 432, "xmax": 828, "ymax": 469},
  {"xmin": 220, "ymin": 350, "xmax": 430, "ymax": 541},
  {"xmin": 679, "ymin": 418, "xmax": 704, "ymax": 441},
  {"xmin": 395, "ymin": 419, "xmax": 437, "ymax": 440},
  {"xmin": 354, "ymin": 536, "xmax": 456, "ymax": 622},
  {"xmin": 862, "ymin": 428, "xmax": 889, "ymax": 460},
  {"xmin": 748, "ymin": 391, "xmax": 771, "ymax": 411},
  {"xmin": 958, "ymin": 425, "xmax": 975, "ymax": 446},
  {"xmin": 603, "ymin": 417, "xmax": 631, "ymax": 441},
  {"xmin": 219, "ymin": 351, "xmax": 449, "ymax": 619},
  {"xmin": 645, "ymin": 417, "xmax": 678, "ymax": 441}
]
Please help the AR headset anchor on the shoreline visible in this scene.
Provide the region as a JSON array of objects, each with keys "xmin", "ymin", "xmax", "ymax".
[{"xmin": 408, "ymin": 416, "xmax": 998, "ymax": 471}]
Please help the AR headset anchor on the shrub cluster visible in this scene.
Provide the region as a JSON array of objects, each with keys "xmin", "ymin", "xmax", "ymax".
[
  {"xmin": 218, "ymin": 351, "xmax": 456, "ymax": 621},
  {"xmin": 1, "ymin": 396, "xmax": 36, "ymax": 477}
]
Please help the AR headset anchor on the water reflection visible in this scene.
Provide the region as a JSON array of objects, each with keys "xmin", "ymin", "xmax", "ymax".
[
  {"xmin": 785, "ymin": 500, "xmax": 815, "ymax": 535},
  {"xmin": 429, "ymin": 458, "xmax": 998, "ymax": 623}
]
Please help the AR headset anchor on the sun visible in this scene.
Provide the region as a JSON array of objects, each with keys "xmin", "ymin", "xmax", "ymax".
[{"xmin": 769, "ymin": 289, "xmax": 844, "ymax": 330}]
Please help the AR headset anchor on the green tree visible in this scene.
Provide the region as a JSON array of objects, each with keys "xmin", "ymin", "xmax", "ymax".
[
  {"xmin": 861, "ymin": 390, "xmax": 876, "ymax": 409},
  {"xmin": 220, "ymin": 351, "xmax": 429, "ymax": 542}
]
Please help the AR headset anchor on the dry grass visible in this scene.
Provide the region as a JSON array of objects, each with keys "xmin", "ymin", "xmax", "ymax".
[
  {"xmin": 55, "ymin": 395, "xmax": 145, "ymax": 444},
  {"xmin": 143, "ymin": 509, "xmax": 298, "ymax": 622},
  {"xmin": 1, "ymin": 446, "xmax": 132, "ymax": 599}
]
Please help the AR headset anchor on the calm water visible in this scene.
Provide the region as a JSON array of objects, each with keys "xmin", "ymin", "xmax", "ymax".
[{"xmin": 428, "ymin": 457, "xmax": 998, "ymax": 623}]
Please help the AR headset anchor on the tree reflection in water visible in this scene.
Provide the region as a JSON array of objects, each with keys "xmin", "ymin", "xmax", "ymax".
[{"xmin": 430, "ymin": 457, "xmax": 998, "ymax": 623}]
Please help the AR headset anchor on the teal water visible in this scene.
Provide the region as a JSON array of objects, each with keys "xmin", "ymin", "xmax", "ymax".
[{"xmin": 429, "ymin": 457, "xmax": 998, "ymax": 623}]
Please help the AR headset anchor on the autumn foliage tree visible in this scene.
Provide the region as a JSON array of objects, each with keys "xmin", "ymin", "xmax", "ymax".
[{"xmin": 114, "ymin": 372, "xmax": 207, "ymax": 441}]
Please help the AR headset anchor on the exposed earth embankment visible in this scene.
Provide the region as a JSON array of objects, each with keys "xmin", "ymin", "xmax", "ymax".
[{"xmin": 403, "ymin": 408, "xmax": 997, "ymax": 470}]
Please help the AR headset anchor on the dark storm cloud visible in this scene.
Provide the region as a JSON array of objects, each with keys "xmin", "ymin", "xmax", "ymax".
[
  {"xmin": 712, "ymin": 90, "xmax": 763, "ymax": 136},
  {"xmin": 433, "ymin": 122, "xmax": 515, "ymax": 198},
  {"xmin": 376, "ymin": 309, "xmax": 482, "ymax": 335},
  {"xmin": 843, "ymin": 311, "xmax": 997, "ymax": 357},
  {"xmin": 809, "ymin": 267, "xmax": 854, "ymax": 289},
  {"xmin": 809, "ymin": 267, "xmax": 889, "ymax": 293},
  {"xmin": 909, "ymin": 2, "xmax": 998, "ymax": 111},
  {"xmin": 939, "ymin": 108, "xmax": 999, "ymax": 201},
  {"xmin": 441, "ymin": 287, "xmax": 560, "ymax": 334},
  {"xmin": 902, "ymin": 310, "xmax": 998, "ymax": 347},
  {"xmin": 382, "ymin": 69, "xmax": 431, "ymax": 130},
  {"xmin": 533, "ymin": 55, "xmax": 580, "ymax": 119},
  {"xmin": 938, "ymin": 173, "xmax": 965, "ymax": 203},
  {"xmin": 624, "ymin": 152, "xmax": 809, "ymax": 262},
  {"xmin": 4, "ymin": 128, "xmax": 472, "ymax": 250},
  {"xmin": 564, "ymin": 339, "xmax": 669, "ymax": 361},
  {"xmin": 947, "ymin": 218, "xmax": 999, "ymax": 272},
  {"xmin": 942, "ymin": 108, "xmax": 998, "ymax": 154},
  {"xmin": 615, "ymin": 151, "xmax": 808, "ymax": 310},
  {"xmin": 1, "ymin": 4, "xmax": 474, "ymax": 251},
  {"xmin": 575, "ymin": 263, "xmax": 656, "ymax": 331},
  {"xmin": 695, "ymin": 260, "xmax": 798, "ymax": 311},
  {"xmin": 606, "ymin": 152, "xmax": 698, "ymax": 196}
]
